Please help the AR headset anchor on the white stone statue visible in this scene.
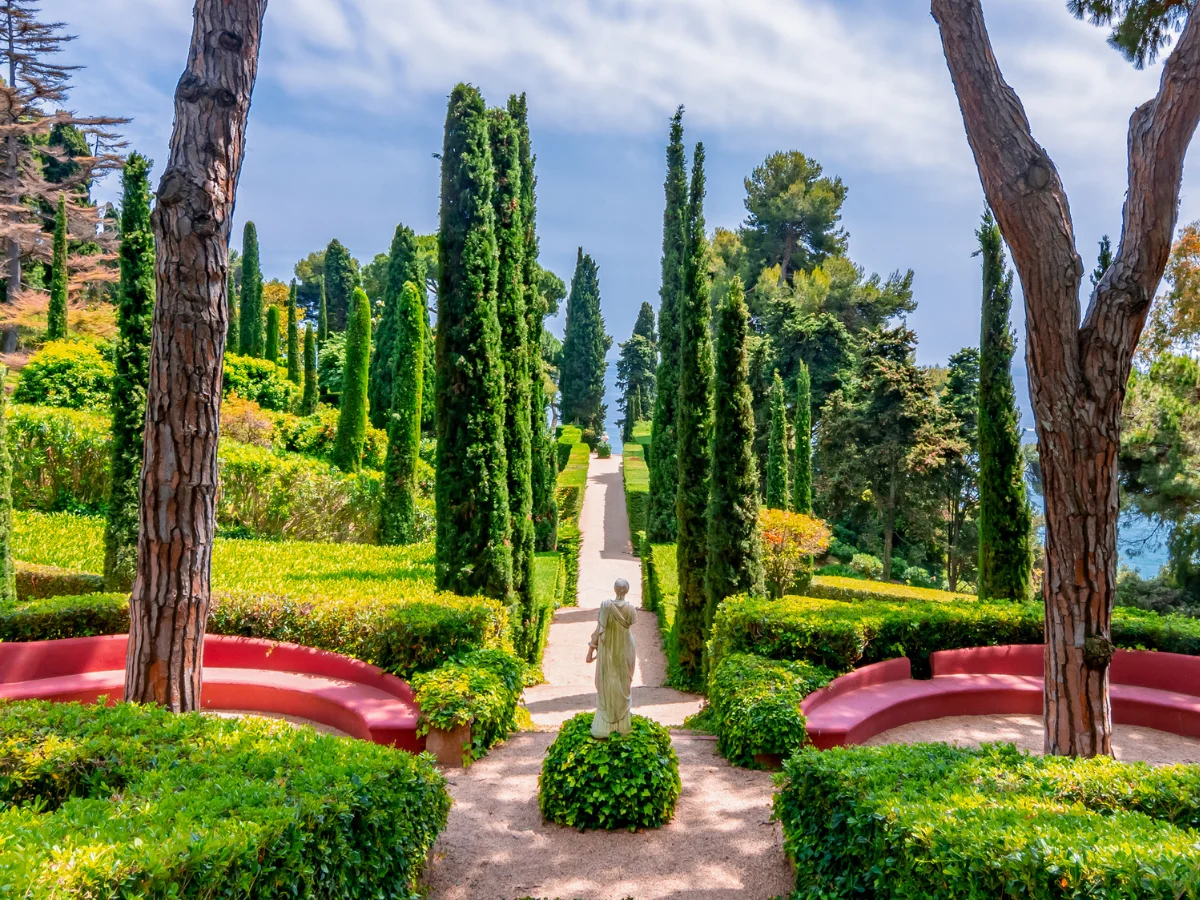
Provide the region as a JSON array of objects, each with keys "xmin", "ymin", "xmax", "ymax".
[{"xmin": 586, "ymin": 578, "xmax": 637, "ymax": 738}]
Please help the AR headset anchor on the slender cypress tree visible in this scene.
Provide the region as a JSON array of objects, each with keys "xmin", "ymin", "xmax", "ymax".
[
  {"xmin": 706, "ymin": 277, "xmax": 762, "ymax": 632},
  {"xmin": 673, "ymin": 142, "xmax": 715, "ymax": 690},
  {"xmin": 286, "ymin": 279, "xmax": 300, "ymax": 383},
  {"xmin": 238, "ymin": 221, "xmax": 264, "ymax": 356},
  {"xmin": 301, "ymin": 324, "xmax": 318, "ymax": 414},
  {"xmin": 793, "ymin": 361, "xmax": 813, "ymax": 514},
  {"xmin": 324, "ymin": 238, "xmax": 357, "ymax": 332},
  {"xmin": 317, "ymin": 274, "xmax": 329, "ymax": 344},
  {"xmin": 510, "ymin": 92, "xmax": 558, "ymax": 552},
  {"xmin": 435, "ymin": 83, "xmax": 513, "ymax": 600},
  {"xmin": 332, "ymin": 287, "xmax": 371, "ymax": 472},
  {"xmin": 226, "ymin": 274, "xmax": 239, "ymax": 352},
  {"xmin": 648, "ymin": 107, "xmax": 687, "ymax": 542},
  {"xmin": 381, "ymin": 282, "xmax": 425, "ymax": 545},
  {"xmin": 558, "ymin": 248, "xmax": 611, "ymax": 431},
  {"xmin": 491, "ymin": 107, "xmax": 536, "ymax": 653},
  {"xmin": 103, "ymin": 151, "xmax": 155, "ymax": 590},
  {"xmin": 766, "ymin": 371, "xmax": 790, "ymax": 509},
  {"xmin": 46, "ymin": 192, "xmax": 68, "ymax": 340},
  {"xmin": 977, "ymin": 211, "xmax": 1033, "ymax": 600},
  {"xmin": 369, "ymin": 224, "xmax": 423, "ymax": 428},
  {"xmin": 265, "ymin": 305, "xmax": 280, "ymax": 364},
  {"xmin": 0, "ymin": 372, "xmax": 12, "ymax": 604}
]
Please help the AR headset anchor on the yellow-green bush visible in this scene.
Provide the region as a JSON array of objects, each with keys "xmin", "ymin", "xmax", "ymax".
[
  {"xmin": 555, "ymin": 439, "xmax": 590, "ymax": 607},
  {"xmin": 12, "ymin": 340, "xmax": 113, "ymax": 410},
  {"xmin": 807, "ymin": 574, "xmax": 974, "ymax": 604},
  {"xmin": 8, "ymin": 405, "xmax": 110, "ymax": 513},
  {"xmin": 623, "ymin": 441, "xmax": 649, "ymax": 556}
]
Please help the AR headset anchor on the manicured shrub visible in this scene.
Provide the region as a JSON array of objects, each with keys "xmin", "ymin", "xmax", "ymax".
[
  {"xmin": 554, "ymin": 440, "xmax": 589, "ymax": 607},
  {"xmin": 538, "ymin": 712, "xmax": 681, "ymax": 831},
  {"xmin": 0, "ymin": 590, "xmax": 128, "ymax": 639},
  {"xmin": 223, "ymin": 352, "xmax": 300, "ymax": 412},
  {"xmin": 828, "ymin": 538, "xmax": 856, "ymax": 563},
  {"xmin": 0, "ymin": 700, "xmax": 450, "ymax": 898},
  {"xmin": 596, "ymin": 441, "xmax": 612, "ymax": 459},
  {"xmin": 849, "ymin": 552, "xmax": 883, "ymax": 579},
  {"xmin": 776, "ymin": 741, "xmax": 1200, "ymax": 900},
  {"xmin": 705, "ymin": 653, "xmax": 833, "ymax": 768},
  {"xmin": 8, "ymin": 404, "xmax": 110, "ymax": 513},
  {"xmin": 412, "ymin": 647, "xmax": 525, "ymax": 764},
  {"xmin": 623, "ymin": 440, "xmax": 650, "ymax": 555},
  {"xmin": 15, "ymin": 562, "xmax": 103, "ymax": 601},
  {"xmin": 13, "ymin": 340, "xmax": 113, "ymax": 410},
  {"xmin": 807, "ymin": 574, "xmax": 973, "ymax": 604},
  {"xmin": 46, "ymin": 193, "xmax": 68, "ymax": 340}
]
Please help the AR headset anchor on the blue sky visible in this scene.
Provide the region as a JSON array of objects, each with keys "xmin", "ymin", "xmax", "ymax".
[{"xmin": 58, "ymin": 0, "xmax": 1200, "ymax": 399}]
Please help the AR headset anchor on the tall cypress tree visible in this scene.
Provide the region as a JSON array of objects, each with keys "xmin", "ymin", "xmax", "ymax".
[
  {"xmin": 301, "ymin": 324, "xmax": 318, "ymax": 414},
  {"xmin": 369, "ymin": 224, "xmax": 424, "ymax": 429},
  {"xmin": 286, "ymin": 279, "xmax": 300, "ymax": 383},
  {"xmin": 706, "ymin": 276, "xmax": 762, "ymax": 630},
  {"xmin": 324, "ymin": 238, "xmax": 356, "ymax": 332},
  {"xmin": 766, "ymin": 371, "xmax": 790, "ymax": 509},
  {"xmin": 648, "ymin": 107, "xmax": 687, "ymax": 542},
  {"xmin": 977, "ymin": 211, "xmax": 1033, "ymax": 600},
  {"xmin": 265, "ymin": 305, "xmax": 280, "ymax": 364},
  {"xmin": 103, "ymin": 153, "xmax": 155, "ymax": 591},
  {"xmin": 47, "ymin": 192, "xmax": 68, "ymax": 340},
  {"xmin": 317, "ymin": 275, "xmax": 329, "ymax": 345},
  {"xmin": 793, "ymin": 361, "xmax": 813, "ymax": 514},
  {"xmin": 381, "ymin": 282, "xmax": 425, "ymax": 545},
  {"xmin": 0, "ymin": 368, "xmax": 12, "ymax": 605},
  {"xmin": 238, "ymin": 221, "xmax": 263, "ymax": 356},
  {"xmin": 435, "ymin": 83, "xmax": 513, "ymax": 600},
  {"xmin": 559, "ymin": 248, "xmax": 611, "ymax": 431},
  {"xmin": 226, "ymin": 274, "xmax": 239, "ymax": 352},
  {"xmin": 332, "ymin": 287, "xmax": 371, "ymax": 472},
  {"xmin": 510, "ymin": 93, "xmax": 558, "ymax": 552},
  {"xmin": 491, "ymin": 107, "xmax": 536, "ymax": 653},
  {"xmin": 673, "ymin": 142, "xmax": 715, "ymax": 690}
]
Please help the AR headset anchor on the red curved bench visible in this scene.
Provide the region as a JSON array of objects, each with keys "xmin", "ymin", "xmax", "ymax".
[
  {"xmin": 0, "ymin": 634, "xmax": 423, "ymax": 752},
  {"xmin": 801, "ymin": 644, "xmax": 1200, "ymax": 749}
]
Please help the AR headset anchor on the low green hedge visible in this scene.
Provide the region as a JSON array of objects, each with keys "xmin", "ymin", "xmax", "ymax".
[
  {"xmin": 554, "ymin": 441, "xmax": 589, "ymax": 607},
  {"xmin": 622, "ymin": 441, "xmax": 649, "ymax": 556},
  {"xmin": 411, "ymin": 648, "xmax": 525, "ymax": 765},
  {"xmin": 14, "ymin": 561, "xmax": 104, "ymax": 601},
  {"xmin": 642, "ymin": 543, "xmax": 680, "ymax": 679},
  {"xmin": 556, "ymin": 426, "xmax": 582, "ymax": 471},
  {"xmin": 776, "ymin": 741, "xmax": 1200, "ymax": 899},
  {"xmin": 807, "ymin": 574, "xmax": 973, "ymax": 604},
  {"xmin": 530, "ymin": 551, "xmax": 565, "ymax": 668},
  {"xmin": 705, "ymin": 653, "xmax": 834, "ymax": 769},
  {"xmin": 538, "ymin": 712, "xmax": 681, "ymax": 831},
  {"xmin": 0, "ymin": 699, "xmax": 450, "ymax": 898},
  {"xmin": 9, "ymin": 404, "xmax": 110, "ymax": 514},
  {"xmin": 710, "ymin": 594, "xmax": 1200, "ymax": 678}
]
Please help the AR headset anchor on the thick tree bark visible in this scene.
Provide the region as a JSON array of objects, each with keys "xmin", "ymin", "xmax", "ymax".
[
  {"xmin": 932, "ymin": 0, "xmax": 1200, "ymax": 756},
  {"xmin": 124, "ymin": 0, "xmax": 267, "ymax": 710}
]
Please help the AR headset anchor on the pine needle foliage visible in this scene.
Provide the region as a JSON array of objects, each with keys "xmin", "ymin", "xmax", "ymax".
[
  {"xmin": 381, "ymin": 282, "xmax": 425, "ymax": 545},
  {"xmin": 332, "ymin": 288, "xmax": 371, "ymax": 472}
]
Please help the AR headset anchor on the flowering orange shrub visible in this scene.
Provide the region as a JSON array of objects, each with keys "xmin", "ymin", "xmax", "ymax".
[{"xmin": 759, "ymin": 508, "xmax": 831, "ymax": 599}]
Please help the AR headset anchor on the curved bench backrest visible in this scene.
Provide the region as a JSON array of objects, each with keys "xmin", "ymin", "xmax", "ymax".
[
  {"xmin": 930, "ymin": 644, "xmax": 1043, "ymax": 677},
  {"xmin": 0, "ymin": 634, "xmax": 128, "ymax": 683},
  {"xmin": 801, "ymin": 657, "xmax": 911, "ymax": 714},
  {"xmin": 1112, "ymin": 649, "xmax": 1200, "ymax": 697}
]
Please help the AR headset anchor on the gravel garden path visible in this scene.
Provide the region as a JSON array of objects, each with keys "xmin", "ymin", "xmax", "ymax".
[{"xmin": 424, "ymin": 453, "xmax": 793, "ymax": 900}]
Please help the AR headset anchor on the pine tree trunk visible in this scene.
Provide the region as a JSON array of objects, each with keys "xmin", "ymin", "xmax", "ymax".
[{"xmin": 125, "ymin": 0, "xmax": 267, "ymax": 710}]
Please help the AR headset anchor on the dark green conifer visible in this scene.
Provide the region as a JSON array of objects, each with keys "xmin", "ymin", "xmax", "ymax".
[
  {"xmin": 793, "ymin": 361, "xmax": 813, "ymax": 514},
  {"xmin": 0, "ymin": 375, "xmax": 12, "ymax": 604},
  {"xmin": 332, "ymin": 287, "xmax": 371, "ymax": 472},
  {"xmin": 977, "ymin": 211, "xmax": 1033, "ymax": 600},
  {"xmin": 766, "ymin": 371, "xmax": 790, "ymax": 509},
  {"xmin": 369, "ymin": 224, "xmax": 423, "ymax": 429},
  {"xmin": 301, "ymin": 324, "xmax": 318, "ymax": 414},
  {"xmin": 47, "ymin": 193, "xmax": 68, "ymax": 340},
  {"xmin": 381, "ymin": 282, "xmax": 425, "ymax": 545},
  {"xmin": 324, "ymin": 238, "xmax": 357, "ymax": 332},
  {"xmin": 559, "ymin": 248, "xmax": 611, "ymax": 431},
  {"xmin": 226, "ymin": 275, "xmax": 239, "ymax": 352},
  {"xmin": 673, "ymin": 142, "xmax": 715, "ymax": 690},
  {"xmin": 239, "ymin": 221, "xmax": 264, "ymax": 356},
  {"xmin": 286, "ymin": 279, "xmax": 301, "ymax": 383},
  {"xmin": 317, "ymin": 275, "xmax": 329, "ymax": 345},
  {"xmin": 435, "ymin": 83, "xmax": 513, "ymax": 600},
  {"xmin": 705, "ymin": 277, "xmax": 762, "ymax": 632},
  {"xmin": 510, "ymin": 93, "xmax": 558, "ymax": 552},
  {"xmin": 265, "ymin": 305, "xmax": 280, "ymax": 364},
  {"xmin": 648, "ymin": 107, "xmax": 687, "ymax": 543},
  {"xmin": 103, "ymin": 152, "xmax": 155, "ymax": 590},
  {"xmin": 492, "ymin": 107, "xmax": 536, "ymax": 653}
]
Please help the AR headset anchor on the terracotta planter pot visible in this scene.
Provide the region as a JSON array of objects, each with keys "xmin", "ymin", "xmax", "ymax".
[{"xmin": 426, "ymin": 723, "xmax": 472, "ymax": 768}]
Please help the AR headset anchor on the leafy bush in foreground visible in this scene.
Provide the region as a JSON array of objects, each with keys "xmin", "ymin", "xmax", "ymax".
[
  {"xmin": 539, "ymin": 712, "xmax": 680, "ymax": 831},
  {"xmin": 776, "ymin": 741, "xmax": 1200, "ymax": 900},
  {"xmin": 0, "ymin": 700, "xmax": 450, "ymax": 899},
  {"xmin": 411, "ymin": 648, "xmax": 525, "ymax": 764}
]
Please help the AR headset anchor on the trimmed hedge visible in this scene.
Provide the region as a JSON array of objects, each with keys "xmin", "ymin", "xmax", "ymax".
[
  {"xmin": 776, "ymin": 741, "xmax": 1200, "ymax": 900},
  {"xmin": 411, "ymin": 648, "xmax": 525, "ymax": 765},
  {"xmin": 9, "ymin": 404, "xmax": 110, "ymax": 514},
  {"xmin": 642, "ymin": 542, "xmax": 683, "ymax": 683},
  {"xmin": 807, "ymin": 574, "xmax": 974, "ymax": 604},
  {"xmin": 710, "ymin": 594, "xmax": 1200, "ymax": 678},
  {"xmin": 555, "ymin": 439, "xmax": 590, "ymax": 607},
  {"xmin": 12, "ymin": 340, "xmax": 113, "ymax": 411},
  {"xmin": 0, "ymin": 699, "xmax": 450, "ymax": 898},
  {"xmin": 538, "ymin": 712, "xmax": 681, "ymax": 831},
  {"xmin": 14, "ymin": 562, "xmax": 103, "ymax": 601},
  {"xmin": 531, "ymin": 551, "xmax": 566, "ymax": 670},
  {"xmin": 622, "ymin": 441, "xmax": 649, "ymax": 556},
  {"xmin": 705, "ymin": 652, "xmax": 833, "ymax": 769}
]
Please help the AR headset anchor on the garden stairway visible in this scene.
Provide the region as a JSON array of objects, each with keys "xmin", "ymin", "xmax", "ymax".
[{"xmin": 523, "ymin": 452, "xmax": 702, "ymax": 728}]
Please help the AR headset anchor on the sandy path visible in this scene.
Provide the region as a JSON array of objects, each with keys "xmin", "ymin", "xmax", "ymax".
[{"xmin": 866, "ymin": 714, "xmax": 1200, "ymax": 765}]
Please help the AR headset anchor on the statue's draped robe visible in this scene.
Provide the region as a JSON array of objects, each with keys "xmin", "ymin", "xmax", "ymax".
[{"xmin": 590, "ymin": 597, "xmax": 636, "ymax": 738}]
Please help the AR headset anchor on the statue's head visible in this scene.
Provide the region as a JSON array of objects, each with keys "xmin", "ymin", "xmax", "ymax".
[{"xmin": 614, "ymin": 578, "xmax": 630, "ymax": 598}]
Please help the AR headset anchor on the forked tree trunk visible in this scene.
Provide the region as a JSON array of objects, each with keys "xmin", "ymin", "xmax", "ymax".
[
  {"xmin": 932, "ymin": 0, "xmax": 1200, "ymax": 755},
  {"xmin": 124, "ymin": 0, "xmax": 268, "ymax": 710}
]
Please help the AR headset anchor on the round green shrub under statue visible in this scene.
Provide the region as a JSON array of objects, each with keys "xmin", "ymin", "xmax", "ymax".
[{"xmin": 538, "ymin": 712, "xmax": 680, "ymax": 831}]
